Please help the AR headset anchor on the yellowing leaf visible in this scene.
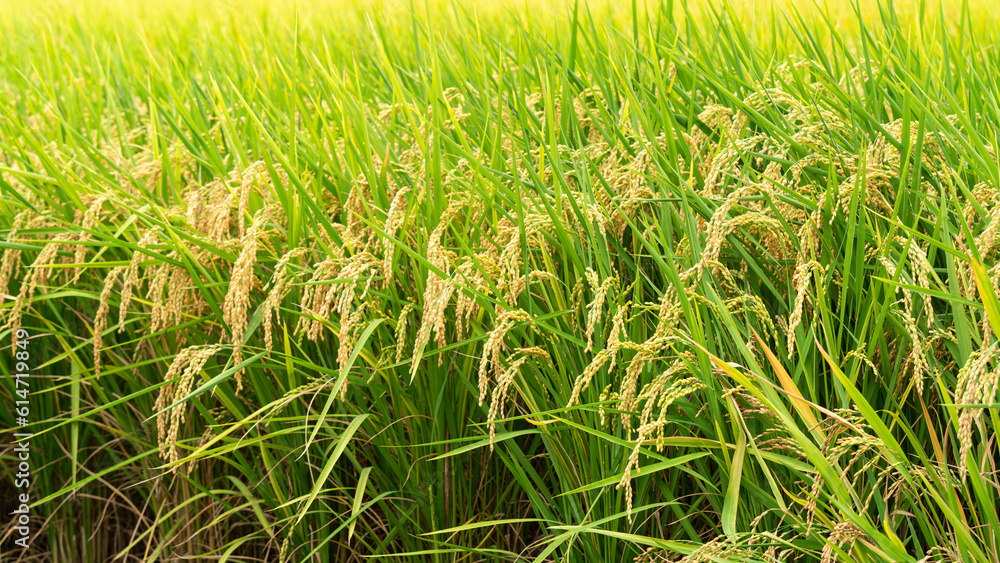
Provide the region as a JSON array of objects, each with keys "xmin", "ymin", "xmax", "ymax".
[{"xmin": 752, "ymin": 328, "xmax": 824, "ymax": 440}]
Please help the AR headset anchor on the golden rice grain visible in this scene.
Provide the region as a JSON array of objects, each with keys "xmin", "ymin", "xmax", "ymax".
[
  {"xmin": 583, "ymin": 269, "xmax": 615, "ymax": 353},
  {"xmin": 787, "ymin": 261, "xmax": 823, "ymax": 359},
  {"xmin": 820, "ymin": 521, "xmax": 866, "ymax": 563},
  {"xmin": 477, "ymin": 308, "xmax": 532, "ymax": 406},
  {"xmin": 0, "ymin": 211, "xmax": 30, "ymax": 294},
  {"xmin": 93, "ymin": 266, "xmax": 124, "ymax": 377},
  {"xmin": 623, "ymin": 369, "xmax": 702, "ymax": 486},
  {"xmin": 154, "ymin": 344, "xmax": 222, "ymax": 467},
  {"xmin": 119, "ymin": 228, "xmax": 159, "ymax": 330},
  {"xmin": 394, "ymin": 301, "xmax": 416, "ymax": 363},
  {"xmin": 381, "ymin": 187, "xmax": 410, "ymax": 280},
  {"xmin": 487, "ymin": 346, "xmax": 548, "ymax": 449},
  {"xmin": 222, "ymin": 209, "xmax": 268, "ymax": 392},
  {"xmin": 262, "ymin": 247, "xmax": 307, "ymax": 351},
  {"xmin": 72, "ymin": 194, "xmax": 108, "ymax": 284},
  {"xmin": 954, "ymin": 344, "xmax": 998, "ymax": 479},
  {"xmin": 3, "ymin": 241, "xmax": 60, "ymax": 344},
  {"xmin": 410, "ymin": 202, "xmax": 465, "ymax": 378},
  {"xmin": 567, "ymin": 349, "xmax": 611, "ymax": 408}
]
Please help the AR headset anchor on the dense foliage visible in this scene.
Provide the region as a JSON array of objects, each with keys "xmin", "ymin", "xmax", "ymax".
[{"xmin": 2, "ymin": 1, "xmax": 1000, "ymax": 561}]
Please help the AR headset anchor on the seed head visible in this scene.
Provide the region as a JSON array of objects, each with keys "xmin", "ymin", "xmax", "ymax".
[
  {"xmin": 222, "ymin": 209, "xmax": 268, "ymax": 392},
  {"xmin": 119, "ymin": 228, "xmax": 159, "ymax": 330},
  {"xmin": 262, "ymin": 247, "xmax": 307, "ymax": 351},
  {"xmin": 93, "ymin": 266, "xmax": 124, "ymax": 377},
  {"xmin": 154, "ymin": 345, "xmax": 222, "ymax": 467}
]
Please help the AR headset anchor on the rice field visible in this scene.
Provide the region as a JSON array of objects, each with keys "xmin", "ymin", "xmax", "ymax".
[{"xmin": 1, "ymin": 0, "xmax": 1000, "ymax": 561}]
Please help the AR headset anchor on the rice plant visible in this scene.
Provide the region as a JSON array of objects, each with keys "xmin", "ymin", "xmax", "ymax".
[{"xmin": 1, "ymin": 0, "xmax": 999, "ymax": 561}]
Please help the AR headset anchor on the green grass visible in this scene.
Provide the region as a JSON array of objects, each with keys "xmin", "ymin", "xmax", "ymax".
[{"xmin": 1, "ymin": 0, "xmax": 1000, "ymax": 561}]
